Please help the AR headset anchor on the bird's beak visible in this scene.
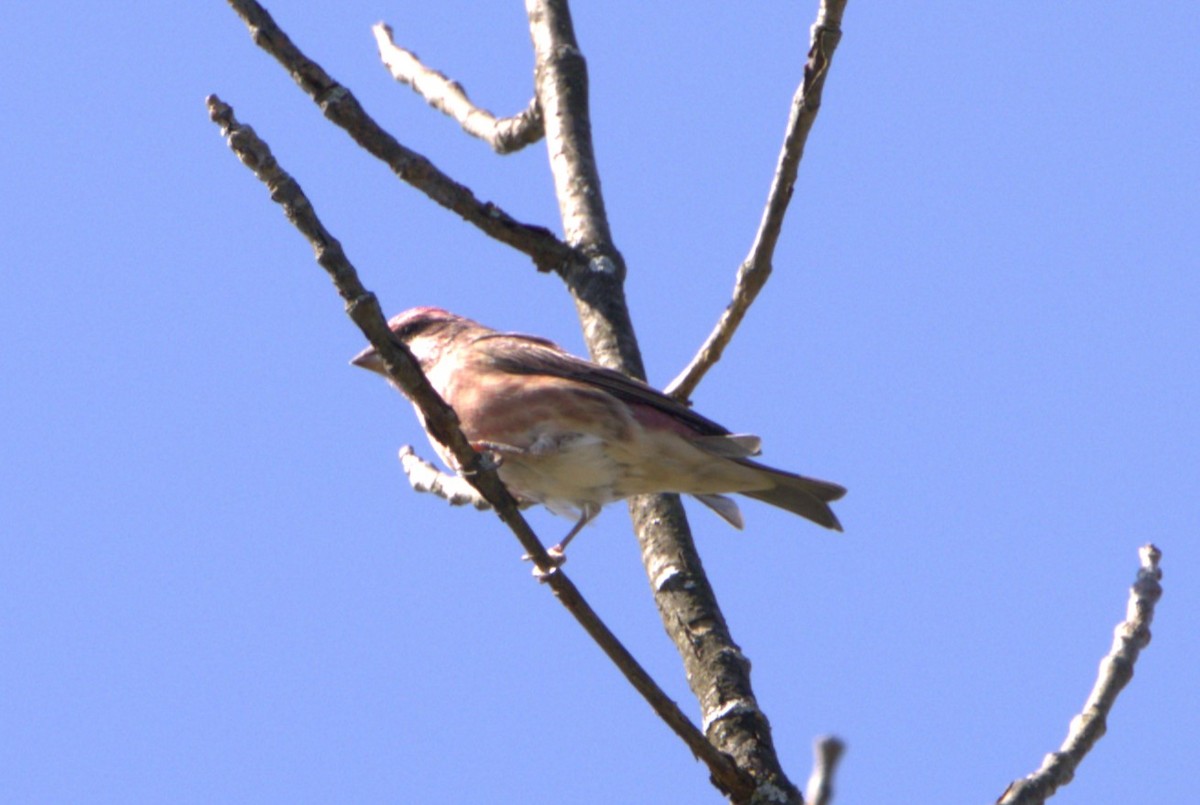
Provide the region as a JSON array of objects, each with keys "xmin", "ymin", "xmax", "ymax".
[{"xmin": 350, "ymin": 345, "xmax": 383, "ymax": 373}]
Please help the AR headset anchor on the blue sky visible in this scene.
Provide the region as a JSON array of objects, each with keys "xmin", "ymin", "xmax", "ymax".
[{"xmin": 3, "ymin": 2, "xmax": 1196, "ymax": 802}]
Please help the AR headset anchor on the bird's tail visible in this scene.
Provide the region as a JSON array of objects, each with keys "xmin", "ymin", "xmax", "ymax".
[{"xmin": 737, "ymin": 460, "xmax": 846, "ymax": 531}]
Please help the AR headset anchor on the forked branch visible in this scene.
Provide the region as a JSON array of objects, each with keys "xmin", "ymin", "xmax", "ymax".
[
  {"xmin": 373, "ymin": 23, "xmax": 544, "ymax": 153},
  {"xmin": 225, "ymin": 0, "xmax": 573, "ymax": 273},
  {"xmin": 526, "ymin": 1, "xmax": 844, "ymax": 801},
  {"xmin": 206, "ymin": 93, "xmax": 750, "ymax": 799}
]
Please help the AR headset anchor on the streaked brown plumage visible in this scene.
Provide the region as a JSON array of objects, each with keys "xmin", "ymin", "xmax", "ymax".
[{"xmin": 352, "ymin": 307, "xmax": 845, "ymax": 553}]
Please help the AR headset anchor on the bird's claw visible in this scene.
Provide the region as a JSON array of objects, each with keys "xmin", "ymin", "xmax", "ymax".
[
  {"xmin": 523, "ymin": 544, "xmax": 567, "ymax": 582},
  {"xmin": 461, "ymin": 442, "xmax": 505, "ymax": 473}
]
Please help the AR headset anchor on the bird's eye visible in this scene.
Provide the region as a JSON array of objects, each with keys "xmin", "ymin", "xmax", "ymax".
[{"xmin": 395, "ymin": 320, "xmax": 432, "ymax": 340}]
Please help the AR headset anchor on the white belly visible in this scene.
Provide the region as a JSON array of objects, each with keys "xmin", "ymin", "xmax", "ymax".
[{"xmin": 495, "ymin": 432, "xmax": 621, "ymax": 519}]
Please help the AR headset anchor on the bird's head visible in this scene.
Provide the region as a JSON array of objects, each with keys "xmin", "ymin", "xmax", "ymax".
[{"xmin": 350, "ymin": 307, "xmax": 475, "ymax": 375}]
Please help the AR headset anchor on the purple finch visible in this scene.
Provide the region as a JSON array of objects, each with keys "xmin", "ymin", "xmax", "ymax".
[{"xmin": 352, "ymin": 307, "xmax": 845, "ymax": 552}]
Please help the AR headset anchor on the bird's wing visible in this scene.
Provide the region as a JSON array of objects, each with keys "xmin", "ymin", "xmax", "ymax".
[
  {"xmin": 474, "ymin": 331, "xmax": 735, "ymax": 438},
  {"xmin": 692, "ymin": 434, "xmax": 763, "ymax": 457}
]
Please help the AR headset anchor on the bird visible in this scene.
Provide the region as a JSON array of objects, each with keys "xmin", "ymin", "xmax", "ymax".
[{"xmin": 351, "ymin": 307, "xmax": 845, "ymax": 559}]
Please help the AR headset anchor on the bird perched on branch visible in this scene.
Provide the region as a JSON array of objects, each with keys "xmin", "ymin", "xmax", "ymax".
[{"xmin": 352, "ymin": 307, "xmax": 845, "ymax": 560}]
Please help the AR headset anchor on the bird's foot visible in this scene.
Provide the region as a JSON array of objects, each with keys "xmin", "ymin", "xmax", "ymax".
[
  {"xmin": 523, "ymin": 544, "xmax": 567, "ymax": 582},
  {"xmin": 469, "ymin": 440, "xmax": 532, "ymax": 470}
]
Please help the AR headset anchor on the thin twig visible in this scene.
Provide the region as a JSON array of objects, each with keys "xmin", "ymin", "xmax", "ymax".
[
  {"xmin": 372, "ymin": 23, "xmax": 544, "ymax": 154},
  {"xmin": 997, "ymin": 544, "xmax": 1164, "ymax": 805},
  {"xmin": 666, "ymin": 0, "xmax": 847, "ymax": 402},
  {"xmin": 205, "ymin": 93, "xmax": 742, "ymax": 797},
  {"xmin": 805, "ymin": 735, "xmax": 846, "ymax": 805},
  {"xmin": 225, "ymin": 0, "xmax": 573, "ymax": 274},
  {"xmin": 398, "ymin": 446, "xmax": 492, "ymax": 510}
]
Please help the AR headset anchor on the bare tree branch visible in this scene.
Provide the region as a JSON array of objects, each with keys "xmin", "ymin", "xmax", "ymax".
[
  {"xmin": 997, "ymin": 544, "xmax": 1164, "ymax": 805},
  {"xmin": 205, "ymin": 92, "xmax": 747, "ymax": 799},
  {"xmin": 398, "ymin": 445, "xmax": 492, "ymax": 509},
  {"xmin": 223, "ymin": 1, "xmax": 851, "ymax": 798},
  {"xmin": 666, "ymin": 0, "xmax": 847, "ymax": 402},
  {"xmin": 224, "ymin": 0, "xmax": 573, "ymax": 273},
  {"xmin": 213, "ymin": 4, "xmax": 1165, "ymax": 801},
  {"xmin": 525, "ymin": 1, "xmax": 806, "ymax": 801},
  {"xmin": 805, "ymin": 735, "xmax": 846, "ymax": 805},
  {"xmin": 372, "ymin": 23, "xmax": 544, "ymax": 154},
  {"xmin": 524, "ymin": 0, "xmax": 640, "ymax": 368},
  {"xmin": 205, "ymin": 94, "xmax": 531, "ymax": 552}
]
